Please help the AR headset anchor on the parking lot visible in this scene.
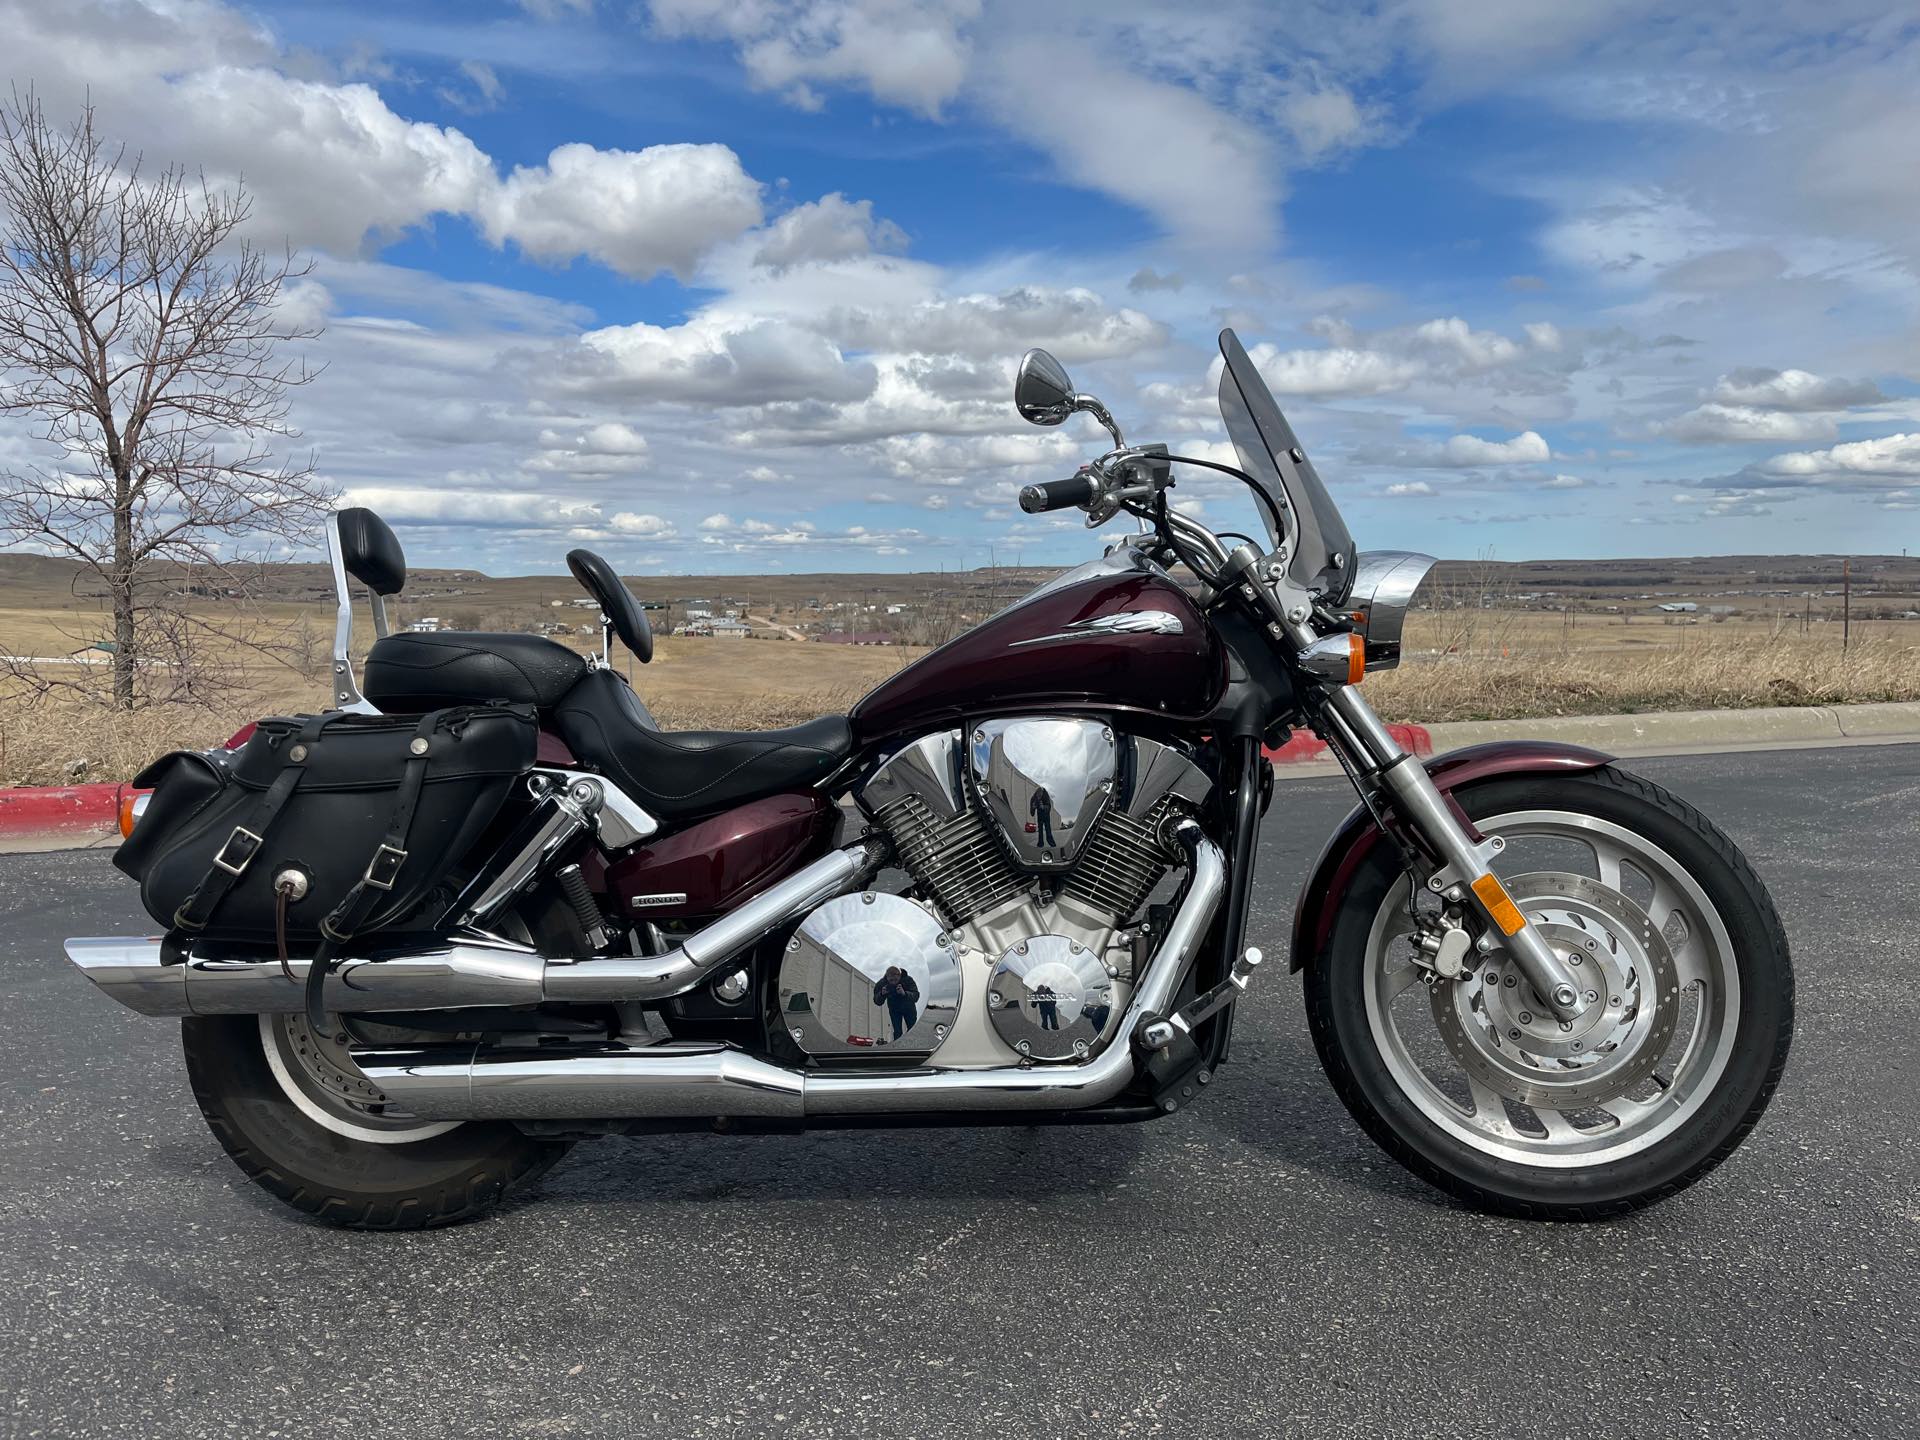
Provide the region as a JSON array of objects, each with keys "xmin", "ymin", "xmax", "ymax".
[{"xmin": 2, "ymin": 745, "xmax": 1916, "ymax": 1438}]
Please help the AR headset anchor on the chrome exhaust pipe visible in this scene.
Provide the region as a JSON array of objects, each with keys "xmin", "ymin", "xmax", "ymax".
[
  {"xmin": 358, "ymin": 823, "xmax": 1226, "ymax": 1122},
  {"xmin": 63, "ymin": 936, "xmax": 549, "ymax": 1017},
  {"xmin": 538, "ymin": 838, "xmax": 883, "ymax": 1003},
  {"xmin": 67, "ymin": 839, "xmax": 885, "ymax": 1017}
]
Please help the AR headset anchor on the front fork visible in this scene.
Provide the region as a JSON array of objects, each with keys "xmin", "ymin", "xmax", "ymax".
[{"xmin": 1316, "ymin": 684, "xmax": 1587, "ymax": 1022}]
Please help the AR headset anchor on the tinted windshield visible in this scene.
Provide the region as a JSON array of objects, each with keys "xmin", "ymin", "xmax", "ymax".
[{"xmin": 1217, "ymin": 328, "xmax": 1356, "ymax": 604}]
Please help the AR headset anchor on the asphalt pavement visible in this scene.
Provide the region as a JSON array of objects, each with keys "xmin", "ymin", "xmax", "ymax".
[{"xmin": 2, "ymin": 746, "xmax": 1916, "ymax": 1439}]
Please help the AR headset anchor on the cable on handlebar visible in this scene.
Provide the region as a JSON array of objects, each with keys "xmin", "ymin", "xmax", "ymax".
[{"xmin": 1160, "ymin": 453, "xmax": 1286, "ymax": 538}]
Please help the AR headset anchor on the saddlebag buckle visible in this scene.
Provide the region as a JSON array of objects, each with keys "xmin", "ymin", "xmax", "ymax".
[
  {"xmin": 211, "ymin": 826, "xmax": 265, "ymax": 876},
  {"xmin": 361, "ymin": 843, "xmax": 408, "ymax": 891}
]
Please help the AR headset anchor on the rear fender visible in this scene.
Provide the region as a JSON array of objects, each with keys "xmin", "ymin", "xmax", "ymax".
[{"xmin": 1287, "ymin": 741, "xmax": 1612, "ymax": 972}]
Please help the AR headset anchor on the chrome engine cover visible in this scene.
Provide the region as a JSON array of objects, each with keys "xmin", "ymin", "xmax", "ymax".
[
  {"xmin": 776, "ymin": 892, "xmax": 962, "ymax": 1058},
  {"xmin": 846, "ymin": 722, "xmax": 1213, "ymax": 1069},
  {"xmin": 986, "ymin": 935, "xmax": 1118, "ymax": 1061},
  {"xmin": 968, "ymin": 717, "xmax": 1116, "ymax": 869}
]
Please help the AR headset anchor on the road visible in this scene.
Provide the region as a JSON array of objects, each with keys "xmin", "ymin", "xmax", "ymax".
[{"xmin": 2, "ymin": 746, "xmax": 1916, "ymax": 1439}]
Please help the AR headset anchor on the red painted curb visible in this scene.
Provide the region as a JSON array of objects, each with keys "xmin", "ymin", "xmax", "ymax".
[
  {"xmin": 1265, "ymin": 723, "xmax": 1432, "ymax": 765},
  {"xmin": 0, "ymin": 782, "xmax": 128, "ymax": 837}
]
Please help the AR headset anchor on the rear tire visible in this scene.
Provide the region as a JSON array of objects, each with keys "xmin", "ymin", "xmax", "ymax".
[
  {"xmin": 1305, "ymin": 765, "xmax": 1792, "ymax": 1219},
  {"xmin": 182, "ymin": 1014, "xmax": 571, "ymax": 1229}
]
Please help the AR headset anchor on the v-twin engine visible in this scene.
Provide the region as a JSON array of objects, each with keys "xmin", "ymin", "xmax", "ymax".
[{"xmin": 775, "ymin": 719, "xmax": 1211, "ymax": 1068}]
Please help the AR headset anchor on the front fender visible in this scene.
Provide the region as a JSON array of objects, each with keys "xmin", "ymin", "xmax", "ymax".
[{"xmin": 1286, "ymin": 740, "xmax": 1612, "ymax": 972}]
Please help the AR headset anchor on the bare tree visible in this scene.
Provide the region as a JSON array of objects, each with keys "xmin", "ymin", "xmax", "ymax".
[{"xmin": 0, "ymin": 94, "xmax": 331, "ymax": 710}]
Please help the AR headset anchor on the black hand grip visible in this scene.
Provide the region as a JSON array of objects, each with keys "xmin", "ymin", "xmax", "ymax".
[{"xmin": 1019, "ymin": 474, "xmax": 1098, "ymax": 514}]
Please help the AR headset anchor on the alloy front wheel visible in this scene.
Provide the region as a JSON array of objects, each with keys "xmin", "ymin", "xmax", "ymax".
[{"xmin": 1307, "ymin": 766, "xmax": 1792, "ymax": 1218}]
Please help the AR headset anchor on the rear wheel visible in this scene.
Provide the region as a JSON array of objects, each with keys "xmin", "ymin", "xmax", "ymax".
[
  {"xmin": 182, "ymin": 1013, "xmax": 571, "ymax": 1229},
  {"xmin": 1306, "ymin": 766, "xmax": 1792, "ymax": 1219}
]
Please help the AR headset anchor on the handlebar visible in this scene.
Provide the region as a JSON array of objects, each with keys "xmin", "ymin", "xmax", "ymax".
[{"xmin": 1018, "ymin": 473, "xmax": 1098, "ymax": 514}]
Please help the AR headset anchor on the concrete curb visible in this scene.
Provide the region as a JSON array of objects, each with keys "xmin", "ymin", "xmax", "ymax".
[
  {"xmin": 1270, "ymin": 699, "xmax": 1920, "ymax": 779},
  {"xmin": 0, "ymin": 782, "xmax": 129, "ymax": 839}
]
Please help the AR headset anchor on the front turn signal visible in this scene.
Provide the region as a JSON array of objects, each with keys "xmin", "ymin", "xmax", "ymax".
[{"xmin": 1298, "ymin": 632, "xmax": 1366, "ymax": 686}]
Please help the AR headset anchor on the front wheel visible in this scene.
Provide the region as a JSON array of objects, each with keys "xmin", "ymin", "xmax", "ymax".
[
  {"xmin": 1306, "ymin": 765, "xmax": 1792, "ymax": 1219},
  {"xmin": 182, "ymin": 1014, "xmax": 572, "ymax": 1229}
]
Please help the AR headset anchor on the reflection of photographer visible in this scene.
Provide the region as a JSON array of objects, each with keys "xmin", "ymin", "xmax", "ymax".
[
  {"xmin": 1034, "ymin": 983, "xmax": 1060, "ymax": 1031},
  {"xmin": 872, "ymin": 965, "xmax": 921, "ymax": 1041},
  {"xmin": 1030, "ymin": 785, "xmax": 1056, "ymax": 847}
]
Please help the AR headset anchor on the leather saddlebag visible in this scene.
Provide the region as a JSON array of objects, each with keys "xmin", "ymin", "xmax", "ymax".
[{"xmin": 115, "ymin": 704, "xmax": 536, "ymax": 943}]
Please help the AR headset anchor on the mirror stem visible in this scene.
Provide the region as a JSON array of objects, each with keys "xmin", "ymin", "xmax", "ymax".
[{"xmin": 1076, "ymin": 395, "xmax": 1124, "ymax": 448}]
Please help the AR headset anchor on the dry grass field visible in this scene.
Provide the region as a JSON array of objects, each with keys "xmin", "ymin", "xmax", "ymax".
[{"xmin": 4, "ymin": 556, "xmax": 1918, "ymax": 786}]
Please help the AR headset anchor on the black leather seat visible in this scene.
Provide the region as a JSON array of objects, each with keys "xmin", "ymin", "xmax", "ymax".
[
  {"xmin": 363, "ymin": 631, "xmax": 590, "ymax": 712},
  {"xmin": 554, "ymin": 669, "xmax": 853, "ymax": 823}
]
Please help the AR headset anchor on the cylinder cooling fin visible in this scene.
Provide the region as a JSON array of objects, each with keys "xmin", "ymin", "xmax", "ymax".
[{"xmin": 855, "ymin": 724, "xmax": 1210, "ymax": 930}]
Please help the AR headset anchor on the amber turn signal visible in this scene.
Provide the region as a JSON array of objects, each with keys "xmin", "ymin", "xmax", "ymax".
[
  {"xmin": 118, "ymin": 789, "xmax": 149, "ymax": 839},
  {"xmin": 1297, "ymin": 632, "xmax": 1367, "ymax": 686}
]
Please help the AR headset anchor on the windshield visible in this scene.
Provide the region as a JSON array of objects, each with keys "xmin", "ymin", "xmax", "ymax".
[{"xmin": 1217, "ymin": 328, "xmax": 1356, "ymax": 605}]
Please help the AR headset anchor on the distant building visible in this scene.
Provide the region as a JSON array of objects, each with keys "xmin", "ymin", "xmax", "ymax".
[
  {"xmin": 406, "ymin": 617, "xmax": 442, "ymax": 633},
  {"xmin": 1655, "ymin": 602, "xmax": 1698, "ymax": 613}
]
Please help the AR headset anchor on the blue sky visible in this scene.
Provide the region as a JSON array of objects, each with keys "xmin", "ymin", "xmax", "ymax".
[{"xmin": 6, "ymin": 0, "xmax": 1920, "ymax": 574}]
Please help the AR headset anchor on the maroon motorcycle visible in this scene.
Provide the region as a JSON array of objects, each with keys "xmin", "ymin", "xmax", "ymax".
[{"xmin": 67, "ymin": 329, "xmax": 1792, "ymax": 1227}]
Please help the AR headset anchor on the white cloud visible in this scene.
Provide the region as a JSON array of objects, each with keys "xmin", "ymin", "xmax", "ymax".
[
  {"xmin": 698, "ymin": 513, "xmax": 734, "ymax": 531},
  {"xmin": 1657, "ymin": 404, "xmax": 1837, "ymax": 445},
  {"xmin": 1542, "ymin": 473, "xmax": 1590, "ymax": 489},
  {"xmin": 566, "ymin": 316, "xmax": 877, "ymax": 405},
  {"xmin": 1759, "ymin": 433, "xmax": 1920, "ymax": 483},
  {"xmin": 609, "ymin": 512, "xmax": 679, "ymax": 537},
  {"xmin": 1386, "ymin": 480, "xmax": 1436, "ymax": 496},
  {"xmin": 339, "ymin": 485, "xmax": 601, "ymax": 528},
  {"xmin": 753, "ymin": 194, "xmax": 906, "ymax": 269},
  {"xmin": 482, "ymin": 143, "xmax": 764, "ymax": 280},
  {"xmin": 1709, "ymin": 368, "xmax": 1883, "ymax": 412},
  {"xmin": 1256, "ymin": 346, "xmax": 1427, "ymax": 397},
  {"xmin": 981, "ymin": 42, "xmax": 1275, "ymax": 252},
  {"xmin": 649, "ymin": 0, "xmax": 978, "ymax": 116},
  {"xmin": 1445, "ymin": 430, "xmax": 1550, "ymax": 464}
]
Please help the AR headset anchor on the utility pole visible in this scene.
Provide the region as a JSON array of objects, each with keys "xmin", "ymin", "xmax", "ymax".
[{"xmin": 1843, "ymin": 558, "xmax": 1851, "ymax": 652}]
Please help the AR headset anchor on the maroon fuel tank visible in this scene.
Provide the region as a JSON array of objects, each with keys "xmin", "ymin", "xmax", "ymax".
[
  {"xmin": 603, "ymin": 791, "xmax": 836, "ymax": 921},
  {"xmin": 850, "ymin": 554, "xmax": 1225, "ymax": 743}
]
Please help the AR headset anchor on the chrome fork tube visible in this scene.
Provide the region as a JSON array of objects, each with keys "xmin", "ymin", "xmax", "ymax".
[{"xmin": 1319, "ymin": 682, "xmax": 1586, "ymax": 1021}]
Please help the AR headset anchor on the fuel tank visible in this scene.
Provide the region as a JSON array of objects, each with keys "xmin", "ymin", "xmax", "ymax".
[{"xmin": 850, "ymin": 549, "xmax": 1225, "ymax": 743}]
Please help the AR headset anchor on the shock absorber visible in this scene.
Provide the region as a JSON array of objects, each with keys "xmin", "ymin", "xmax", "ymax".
[{"xmin": 555, "ymin": 863, "xmax": 611, "ymax": 952}]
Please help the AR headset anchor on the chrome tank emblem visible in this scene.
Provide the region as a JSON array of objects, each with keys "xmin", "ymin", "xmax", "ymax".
[
  {"xmin": 969, "ymin": 717, "xmax": 1116, "ymax": 870},
  {"xmin": 777, "ymin": 892, "xmax": 962, "ymax": 1058},
  {"xmin": 1006, "ymin": 609, "xmax": 1185, "ymax": 648},
  {"xmin": 986, "ymin": 935, "xmax": 1119, "ymax": 1062}
]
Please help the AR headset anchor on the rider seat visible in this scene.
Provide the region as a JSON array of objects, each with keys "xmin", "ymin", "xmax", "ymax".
[
  {"xmin": 362, "ymin": 630, "xmax": 589, "ymax": 712},
  {"xmin": 553, "ymin": 669, "xmax": 852, "ymax": 824}
]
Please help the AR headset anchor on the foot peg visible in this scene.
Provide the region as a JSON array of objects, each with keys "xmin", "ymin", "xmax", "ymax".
[{"xmin": 1170, "ymin": 946, "xmax": 1264, "ymax": 1037}]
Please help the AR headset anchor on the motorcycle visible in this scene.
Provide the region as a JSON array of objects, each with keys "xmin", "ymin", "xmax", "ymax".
[{"xmin": 64, "ymin": 329, "xmax": 1792, "ymax": 1227}]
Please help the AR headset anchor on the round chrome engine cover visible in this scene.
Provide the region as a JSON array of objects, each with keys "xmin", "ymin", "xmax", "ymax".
[
  {"xmin": 777, "ymin": 892, "xmax": 962, "ymax": 1057},
  {"xmin": 985, "ymin": 934, "xmax": 1118, "ymax": 1061}
]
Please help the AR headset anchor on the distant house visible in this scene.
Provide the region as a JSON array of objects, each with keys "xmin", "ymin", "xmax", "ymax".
[
  {"xmin": 708, "ymin": 618, "xmax": 750, "ymax": 638},
  {"xmin": 406, "ymin": 617, "xmax": 442, "ymax": 633}
]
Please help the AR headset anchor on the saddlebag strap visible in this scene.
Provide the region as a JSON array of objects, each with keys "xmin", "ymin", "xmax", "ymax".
[
  {"xmin": 173, "ymin": 714, "xmax": 331, "ymax": 933},
  {"xmin": 304, "ymin": 712, "xmax": 440, "ymax": 1031},
  {"xmin": 317, "ymin": 710, "xmax": 440, "ymax": 947}
]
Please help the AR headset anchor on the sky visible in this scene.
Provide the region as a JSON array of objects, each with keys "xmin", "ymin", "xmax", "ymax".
[{"xmin": 4, "ymin": 0, "xmax": 1919, "ymax": 576}]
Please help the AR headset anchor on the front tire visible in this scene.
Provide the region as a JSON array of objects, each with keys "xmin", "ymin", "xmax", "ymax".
[
  {"xmin": 182, "ymin": 1014, "xmax": 571, "ymax": 1229},
  {"xmin": 1306, "ymin": 765, "xmax": 1792, "ymax": 1219}
]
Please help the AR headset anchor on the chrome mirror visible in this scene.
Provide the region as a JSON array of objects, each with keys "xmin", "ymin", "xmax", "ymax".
[
  {"xmin": 1014, "ymin": 349, "xmax": 1075, "ymax": 425},
  {"xmin": 1013, "ymin": 348, "xmax": 1125, "ymax": 446}
]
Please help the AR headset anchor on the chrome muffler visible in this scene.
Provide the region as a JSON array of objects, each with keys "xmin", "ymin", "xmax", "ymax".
[
  {"xmin": 66, "ymin": 839, "xmax": 883, "ymax": 1017},
  {"xmin": 356, "ymin": 824, "xmax": 1227, "ymax": 1121}
]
